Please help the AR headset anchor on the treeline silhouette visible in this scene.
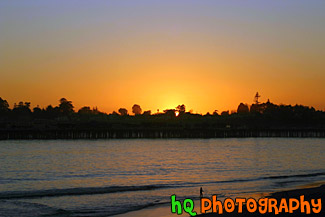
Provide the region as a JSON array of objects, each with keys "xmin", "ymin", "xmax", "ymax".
[{"xmin": 0, "ymin": 96, "xmax": 324, "ymax": 139}]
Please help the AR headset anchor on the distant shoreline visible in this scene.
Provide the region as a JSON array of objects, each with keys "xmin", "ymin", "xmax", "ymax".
[{"xmin": 1, "ymin": 129, "xmax": 324, "ymax": 140}]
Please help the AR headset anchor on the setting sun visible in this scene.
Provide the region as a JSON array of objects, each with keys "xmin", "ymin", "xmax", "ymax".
[
  {"xmin": 175, "ymin": 111, "xmax": 180, "ymax": 117},
  {"xmin": 1, "ymin": 1, "xmax": 324, "ymax": 113}
]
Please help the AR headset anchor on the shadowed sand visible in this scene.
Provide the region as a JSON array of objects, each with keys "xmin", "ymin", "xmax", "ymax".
[
  {"xmin": 113, "ymin": 184, "xmax": 324, "ymax": 217},
  {"xmin": 197, "ymin": 184, "xmax": 325, "ymax": 217}
]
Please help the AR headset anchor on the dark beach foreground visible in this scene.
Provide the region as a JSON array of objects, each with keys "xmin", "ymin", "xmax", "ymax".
[{"xmin": 197, "ymin": 185, "xmax": 325, "ymax": 217}]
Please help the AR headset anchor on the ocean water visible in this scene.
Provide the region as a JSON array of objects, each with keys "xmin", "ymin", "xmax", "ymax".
[{"xmin": 0, "ymin": 138, "xmax": 324, "ymax": 216}]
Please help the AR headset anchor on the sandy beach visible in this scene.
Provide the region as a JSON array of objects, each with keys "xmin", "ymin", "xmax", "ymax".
[
  {"xmin": 114, "ymin": 184, "xmax": 324, "ymax": 217},
  {"xmin": 197, "ymin": 184, "xmax": 324, "ymax": 217}
]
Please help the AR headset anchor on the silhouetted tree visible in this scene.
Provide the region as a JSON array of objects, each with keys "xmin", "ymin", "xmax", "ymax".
[
  {"xmin": 12, "ymin": 101, "xmax": 32, "ymax": 117},
  {"xmin": 33, "ymin": 106, "xmax": 43, "ymax": 118},
  {"xmin": 163, "ymin": 109, "xmax": 176, "ymax": 117},
  {"xmin": 221, "ymin": 110, "xmax": 229, "ymax": 116},
  {"xmin": 143, "ymin": 110, "xmax": 151, "ymax": 116},
  {"xmin": 250, "ymin": 104, "xmax": 262, "ymax": 113},
  {"xmin": 92, "ymin": 107, "xmax": 102, "ymax": 115},
  {"xmin": 237, "ymin": 103, "xmax": 249, "ymax": 114},
  {"xmin": 14, "ymin": 102, "xmax": 31, "ymax": 110},
  {"xmin": 250, "ymin": 100, "xmax": 276, "ymax": 114},
  {"xmin": 176, "ymin": 104, "xmax": 186, "ymax": 114},
  {"xmin": 78, "ymin": 106, "xmax": 92, "ymax": 114},
  {"xmin": 59, "ymin": 98, "xmax": 74, "ymax": 114},
  {"xmin": 1, "ymin": 94, "xmax": 325, "ymax": 136},
  {"xmin": 132, "ymin": 104, "xmax": 142, "ymax": 115},
  {"xmin": 0, "ymin": 97, "xmax": 9, "ymax": 113},
  {"xmin": 118, "ymin": 108, "xmax": 128, "ymax": 116},
  {"xmin": 111, "ymin": 111, "xmax": 119, "ymax": 115},
  {"xmin": 254, "ymin": 92, "xmax": 261, "ymax": 104},
  {"xmin": 43, "ymin": 105, "xmax": 60, "ymax": 118},
  {"xmin": 46, "ymin": 105, "xmax": 54, "ymax": 112}
]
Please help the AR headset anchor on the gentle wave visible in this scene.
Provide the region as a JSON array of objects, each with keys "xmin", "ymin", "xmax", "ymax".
[
  {"xmin": 0, "ymin": 200, "xmax": 71, "ymax": 217},
  {"xmin": 0, "ymin": 184, "xmax": 173, "ymax": 199},
  {"xmin": 184, "ymin": 171, "xmax": 325, "ymax": 186},
  {"xmin": 1, "ymin": 172, "xmax": 323, "ymax": 200},
  {"xmin": 264, "ymin": 172, "xmax": 325, "ymax": 180}
]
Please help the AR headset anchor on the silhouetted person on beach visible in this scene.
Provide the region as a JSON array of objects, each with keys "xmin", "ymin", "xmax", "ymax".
[{"xmin": 200, "ymin": 187, "xmax": 204, "ymax": 198}]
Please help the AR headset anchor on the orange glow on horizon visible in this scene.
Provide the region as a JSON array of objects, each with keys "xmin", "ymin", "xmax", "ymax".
[{"xmin": 0, "ymin": 1, "xmax": 324, "ymax": 113}]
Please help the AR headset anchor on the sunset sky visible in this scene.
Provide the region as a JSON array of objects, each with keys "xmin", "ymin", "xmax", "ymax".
[{"xmin": 1, "ymin": 0, "xmax": 325, "ymax": 114}]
